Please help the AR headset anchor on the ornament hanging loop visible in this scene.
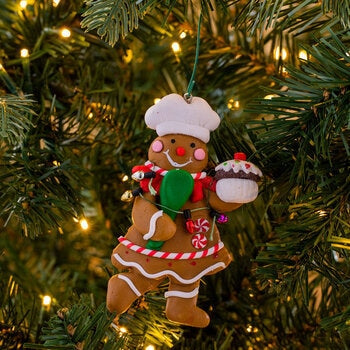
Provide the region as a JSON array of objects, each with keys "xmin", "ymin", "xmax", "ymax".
[
  {"xmin": 183, "ymin": 92, "xmax": 193, "ymax": 104},
  {"xmin": 184, "ymin": 12, "xmax": 202, "ymax": 104}
]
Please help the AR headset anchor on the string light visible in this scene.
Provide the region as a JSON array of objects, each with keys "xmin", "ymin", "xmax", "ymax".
[
  {"xmin": 121, "ymin": 190, "xmax": 133, "ymax": 202},
  {"xmin": 298, "ymin": 49, "xmax": 308, "ymax": 60},
  {"xmin": 52, "ymin": 160, "xmax": 60, "ymax": 166},
  {"xmin": 87, "ymin": 112, "xmax": 94, "ymax": 119},
  {"xmin": 19, "ymin": 0, "xmax": 27, "ymax": 9},
  {"xmin": 60, "ymin": 28, "xmax": 71, "ymax": 38},
  {"xmin": 227, "ymin": 98, "xmax": 240, "ymax": 110},
  {"xmin": 123, "ymin": 49, "xmax": 133, "ymax": 64},
  {"xmin": 53, "ymin": 0, "xmax": 60, "ymax": 6},
  {"xmin": 145, "ymin": 345, "xmax": 156, "ymax": 350},
  {"xmin": 179, "ymin": 31, "xmax": 187, "ymax": 39},
  {"xmin": 171, "ymin": 42, "xmax": 181, "ymax": 53},
  {"xmin": 79, "ymin": 218, "xmax": 89, "ymax": 230},
  {"xmin": 42, "ymin": 295, "xmax": 52, "ymax": 306},
  {"xmin": 154, "ymin": 98, "xmax": 161, "ymax": 104},
  {"xmin": 274, "ymin": 47, "xmax": 287, "ymax": 61},
  {"xmin": 119, "ymin": 327, "xmax": 128, "ymax": 333},
  {"xmin": 0, "ymin": 63, "xmax": 4, "ymax": 71},
  {"xmin": 20, "ymin": 48, "xmax": 29, "ymax": 58},
  {"xmin": 246, "ymin": 325, "xmax": 253, "ymax": 332}
]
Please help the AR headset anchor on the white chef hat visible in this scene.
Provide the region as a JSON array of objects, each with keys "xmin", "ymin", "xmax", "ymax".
[{"xmin": 144, "ymin": 94, "xmax": 221, "ymax": 143}]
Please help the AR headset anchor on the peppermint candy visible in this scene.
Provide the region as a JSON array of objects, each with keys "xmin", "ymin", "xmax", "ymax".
[
  {"xmin": 191, "ymin": 233, "xmax": 208, "ymax": 249},
  {"xmin": 193, "ymin": 218, "xmax": 210, "ymax": 233}
]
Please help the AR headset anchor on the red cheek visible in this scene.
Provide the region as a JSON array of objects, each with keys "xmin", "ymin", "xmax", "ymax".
[
  {"xmin": 151, "ymin": 140, "xmax": 163, "ymax": 152},
  {"xmin": 194, "ymin": 148, "xmax": 206, "ymax": 160}
]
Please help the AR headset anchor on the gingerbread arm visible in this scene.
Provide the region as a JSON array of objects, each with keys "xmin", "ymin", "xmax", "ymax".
[
  {"xmin": 132, "ymin": 192, "xmax": 177, "ymax": 241},
  {"xmin": 205, "ymin": 189, "xmax": 243, "ymax": 213}
]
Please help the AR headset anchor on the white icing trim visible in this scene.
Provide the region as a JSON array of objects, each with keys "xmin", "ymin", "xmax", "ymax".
[
  {"xmin": 215, "ymin": 159, "xmax": 262, "ymax": 177},
  {"xmin": 165, "ymin": 287, "xmax": 199, "ymax": 299},
  {"xmin": 113, "ymin": 253, "xmax": 226, "ymax": 284},
  {"xmin": 117, "ymin": 274, "xmax": 141, "ymax": 297},
  {"xmin": 144, "ymin": 210, "xmax": 163, "ymax": 240}
]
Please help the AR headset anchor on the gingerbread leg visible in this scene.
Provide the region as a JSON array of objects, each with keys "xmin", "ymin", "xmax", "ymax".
[
  {"xmin": 107, "ymin": 268, "xmax": 160, "ymax": 315},
  {"xmin": 165, "ymin": 280, "xmax": 210, "ymax": 328}
]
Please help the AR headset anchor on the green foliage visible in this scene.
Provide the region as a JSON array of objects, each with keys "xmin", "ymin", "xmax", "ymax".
[
  {"xmin": 0, "ymin": 95, "xmax": 35, "ymax": 145},
  {"xmin": 81, "ymin": 0, "xmax": 153, "ymax": 46},
  {"xmin": 24, "ymin": 300, "xmax": 123, "ymax": 350},
  {"xmin": 244, "ymin": 29, "xmax": 350, "ymax": 346},
  {"xmin": 1, "ymin": 0, "xmax": 350, "ymax": 349},
  {"xmin": 233, "ymin": 0, "xmax": 350, "ymax": 36}
]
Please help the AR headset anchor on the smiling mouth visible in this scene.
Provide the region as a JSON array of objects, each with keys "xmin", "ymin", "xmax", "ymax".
[{"xmin": 163, "ymin": 149, "xmax": 193, "ymax": 168}]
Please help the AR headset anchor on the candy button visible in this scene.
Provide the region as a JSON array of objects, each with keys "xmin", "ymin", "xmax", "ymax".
[
  {"xmin": 191, "ymin": 233, "xmax": 208, "ymax": 249},
  {"xmin": 193, "ymin": 218, "xmax": 210, "ymax": 233},
  {"xmin": 234, "ymin": 152, "xmax": 246, "ymax": 161}
]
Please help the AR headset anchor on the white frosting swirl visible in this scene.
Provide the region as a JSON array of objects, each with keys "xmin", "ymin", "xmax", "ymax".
[{"xmin": 215, "ymin": 159, "xmax": 262, "ymax": 177}]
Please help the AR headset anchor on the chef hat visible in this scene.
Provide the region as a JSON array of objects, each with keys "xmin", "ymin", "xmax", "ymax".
[{"xmin": 144, "ymin": 94, "xmax": 221, "ymax": 143}]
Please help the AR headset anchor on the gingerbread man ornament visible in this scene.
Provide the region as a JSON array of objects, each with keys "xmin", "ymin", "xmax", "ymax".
[{"xmin": 107, "ymin": 94, "xmax": 261, "ymax": 328}]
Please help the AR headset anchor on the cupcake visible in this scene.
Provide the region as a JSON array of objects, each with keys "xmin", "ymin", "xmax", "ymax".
[{"xmin": 214, "ymin": 152, "xmax": 262, "ymax": 203}]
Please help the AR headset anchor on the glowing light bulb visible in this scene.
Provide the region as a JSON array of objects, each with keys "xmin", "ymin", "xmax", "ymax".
[
  {"xmin": 60, "ymin": 28, "xmax": 71, "ymax": 38},
  {"xmin": 145, "ymin": 345, "xmax": 156, "ymax": 350},
  {"xmin": 87, "ymin": 112, "xmax": 94, "ymax": 119},
  {"xmin": 122, "ymin": 175, "xmax": 129, "ymax": 182},
  {"xmin": 171, "ymin": 42, "xmax": 181, "ymax": 53},
  {"xmin": 79, "ymin": 218, "xmax": 89, "ymax": 230},
  {"xmin": 19, "ymin": 0, "xmax": 27, "ymax": 8},
  {"xmin": 121, "ymin": 190, "xmax": 133, "ymax": 202},
  {"xmin": 53, "ymin": 0, "xmax": 60, "ymax": 6},
  {"xmin": 179, "ymin": 31, "xmax": 186, "ymax": 39},
  {"xmin": 227, "ymin": 98, "xmax": 240, "ymax": 110},
  {"xmin": 298, "ymin": 49, "xmax": 308, "ymax": 60},
  {"xmin": 154, "ymin": 98, "xmax": 161, "ymax": 104},
  {"xmin": 274, "ymin": 47, "xmax": 287, "ymax": 61},
  {"xmin": 20, "ymin": 48, "xmax": 29, "ymax": 58},
  {"xmin": 42, "ymin": 295, "xmax": 52, "ymax": 306},
  {"xmin": 0, "ymin": 63, "xmax": 4, "ymax": 71},
  {"xmin": 119, "ymin": 327, "xmax": 128, "ymax": 333},
  {"xmin": 123, "ymin": 49, "xmax": 133, "ymax": 64},
  {"xmin": 246, "ymin": 325, "xmax": 253, "ymax": 332}
]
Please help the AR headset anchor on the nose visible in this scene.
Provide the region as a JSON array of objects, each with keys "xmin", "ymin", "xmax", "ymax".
[{"xmin": 176, "ymin": 146, "xmax": 186, "ymax": 156}]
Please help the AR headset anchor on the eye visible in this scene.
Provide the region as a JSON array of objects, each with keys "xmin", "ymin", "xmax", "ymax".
[
  {"xmin": 190, "ymin": 143, "xmax": 196, "ymax": 148},
  {"xmin": 171, "ymin": 139, "xmax": 176, "ymax": 143}
]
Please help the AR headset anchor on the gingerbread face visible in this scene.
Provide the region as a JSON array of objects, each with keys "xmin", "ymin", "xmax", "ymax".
[{"xmin": 148, "ymin": 134, "xmax": 208, "ymax": 173}]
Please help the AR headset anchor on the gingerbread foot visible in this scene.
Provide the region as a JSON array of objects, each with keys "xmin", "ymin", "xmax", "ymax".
[
  {"xmin": 165, "ymin": 286, "xmax": 210, "ymax": 328},
  {"xmin": 107, "ymin": 270, "xmax": 159, "ymax": 315},
  {"xmin": 107, "ymin": 274, "xmax": 139, "ymax": 314}
]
